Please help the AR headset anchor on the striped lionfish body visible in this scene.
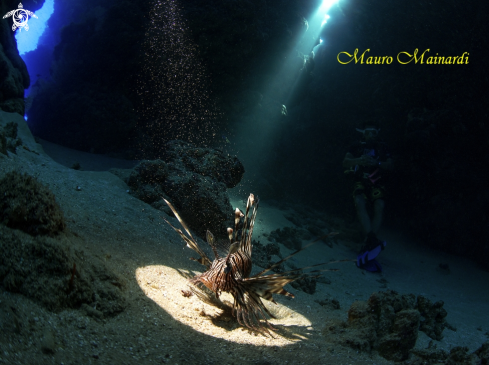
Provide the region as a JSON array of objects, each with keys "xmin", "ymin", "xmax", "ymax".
[{"xmin": 163, "ymin": 194, "xmax": 339, "ymax": 334}]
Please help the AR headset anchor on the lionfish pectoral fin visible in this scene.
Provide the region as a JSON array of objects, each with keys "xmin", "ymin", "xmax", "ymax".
[
  {"xmin": 190, "ymin": 257, "xmax": 209, "ymax": 266},
  {"xmin": 278, "ymin": 289, "xmax": 295, "ymax": 298},
  {"xmin": 243, "ymin": 275, "xmax": 299, "ymax": 302}
]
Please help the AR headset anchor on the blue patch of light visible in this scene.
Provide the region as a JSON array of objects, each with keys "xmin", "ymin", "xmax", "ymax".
[{"xmin": 15, "ymin": 0, "xmax": 54, "ymax": 55}]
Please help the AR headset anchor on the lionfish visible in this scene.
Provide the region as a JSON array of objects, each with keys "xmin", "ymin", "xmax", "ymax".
[{"xmin": 163, "ymin": 194, "xmax": 340, "ymax": 334}]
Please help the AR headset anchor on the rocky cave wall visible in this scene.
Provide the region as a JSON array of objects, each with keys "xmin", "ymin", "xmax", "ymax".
[
  {"xmin": 24, "ymin": 0, "xmax": 316, "ymax": 156},
  {"xmin": 0, "ymin": 0, "xmax": 43, "ymax": 115}
]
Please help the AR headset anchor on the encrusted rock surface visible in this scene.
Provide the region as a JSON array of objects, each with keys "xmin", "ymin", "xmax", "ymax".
[{"xmin": 124, "ymin": 140, "xmax": 244, "ymax": 238}]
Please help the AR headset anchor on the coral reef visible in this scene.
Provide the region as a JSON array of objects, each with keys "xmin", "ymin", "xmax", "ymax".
[{"xmin": 0, "ymin": 171, "xmax": 66, "ymax": 236}]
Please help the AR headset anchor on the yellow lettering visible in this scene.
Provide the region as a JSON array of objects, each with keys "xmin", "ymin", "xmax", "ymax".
[
  {"xmin": 383, "ymin": 56, "xmax": 393, "ymax": 64},
  {"xmin": 355, "ymin": 49, "xmax": 370, "ymax": 64},
  {"xmin": 444, "ymin": 57, "xmax": 452, "ymax": 64},
  {"xmin": 337, "ymin": 49, "xmax": 371, "ymax": 64},
  {"xmin": 426, "ymin": 56, "xmax": 434, "ymax": 64},
  {"xmin": 397, "ymin": 48, "xmax": 430, "ymax": 64},
  {"xmin": 337, "ymin": 51, "xmax": 354, "ymax": 64}
]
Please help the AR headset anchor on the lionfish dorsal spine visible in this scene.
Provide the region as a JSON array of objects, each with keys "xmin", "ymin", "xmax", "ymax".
[
  {"xmin": 238, "ymin": 194, "xmax": 253, "ymax": 249},
  {"xmin": 233, "ymin": 208, "xmax": 243, "ymax": 242},
  {"xmin": 162, "ymin": 198, "xmax": 212, "ymax": 268},
  {"xmin": 206, "ymin": 230, "xmax": 220, "ymax": 259},
  {"xmin": 242, "ymin": 196, "xmax": 258, "ymax": 256}
]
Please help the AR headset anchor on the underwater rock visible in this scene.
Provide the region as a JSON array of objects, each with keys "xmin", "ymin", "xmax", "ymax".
[
  {"xmin": 161, "ymin": 140, "xmax": 244, "ymax": 189},
  {"xmin": 0, "ymin": 171, "xmax": 66, "ymax": 236},
  {"xmin": 322, "ymin": 290, "xmax": 455, "ymax": 361},
  {"xmin": 0, "ymin": 9, "xmax": 31, "ymax": 116},
  {"xmin": 290, "ymin": 275, "xmax": 316, "ymax": 295},
  {"xmin": 315, "ymin": 298, "xmax": 340, "ymax": 310},
  {"xmin": 127, "ymin": 141, "xmax": 244, "ymax": 238},
  {"xmin": 417, "ymin": 295, "xmax": 452, "ymax": 341},
  {"xmin": 251, "ymin": 240, "xmax": 283, "ymax": 271},
  {"xmin": 0, "ymin": 299, "xmax": 21, "ymax": 335},
  {"xmin": 408, "ymin": 342, "xmax": 489, "ymax": 365},
  {"xmin": 0, "ymin": 121, "xmax": 22, "ymax": 155},
  {"xmin": 0, "ymin": 225, "xmax": 126, "ymax": 317},
  {"xmin": 286, "ymin": 261, "xmax": 317, "ymax": 295},
  {"xmin": 376, "ymin": 309, "xmax": 420, "ymax": 362},
  {"xmin": 474, "ymin": 341, "xmax": 489, "ymax": 363},
  {"xmin": 268, "ymin": 227, "xmax": 303, "ymax": 250},
  {"xmin": 126, "ymin": 159, "xmax": 171, "ymax": 207}
]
